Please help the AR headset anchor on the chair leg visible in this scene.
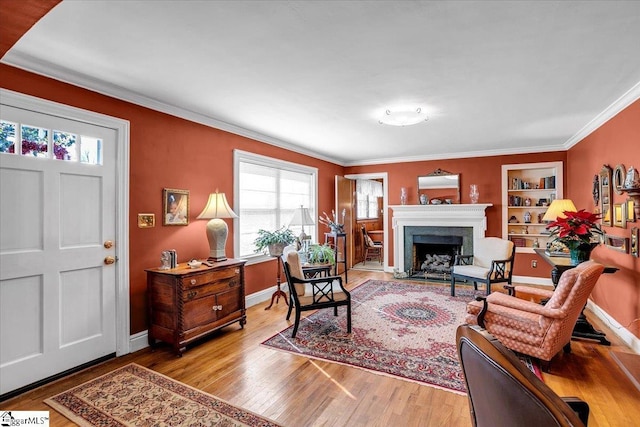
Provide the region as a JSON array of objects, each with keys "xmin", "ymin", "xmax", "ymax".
[
  {"xmin": 486, "ymin": 281, "xmax": 491, "ymax": 295},
  {"xmin": 286, "ymin": 298, "xmax": 294, "ymax": 320},
  {"xmin": 347, "ymin": 303, "xmax": 352, "ymax": 333},
  {"xmin": 450, "ymin": 275, "xmax": 456, "ymax": 296},
  {"xmin": 292, "ymin": 309, "xmax": 301, "ymax": 338},
  {"xmin": 334, "ymin": 306, "xmax": 338, "ymax": 316}
]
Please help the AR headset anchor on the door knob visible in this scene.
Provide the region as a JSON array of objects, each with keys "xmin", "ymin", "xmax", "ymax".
[
  {"xmin": 104, "ymin": 256, "xmax": 116, "ymax": 265},
  {"xmin": 104, "ymin": 240, "xmax": 114, "ymax": 249}
]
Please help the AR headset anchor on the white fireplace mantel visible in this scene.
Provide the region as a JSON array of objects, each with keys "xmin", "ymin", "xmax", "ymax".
[{"xmin": 391, "ymin": 204, "xmax": 493, "ymax": 272}]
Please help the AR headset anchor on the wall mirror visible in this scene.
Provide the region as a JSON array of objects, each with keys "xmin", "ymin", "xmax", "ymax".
[
  {"xmin": 417, "ymin": 169, "xmax": 460, "ymax": 203},
  {"xmin": 613, "ymin": 164, "xmax": 626, "ymax": 195}
]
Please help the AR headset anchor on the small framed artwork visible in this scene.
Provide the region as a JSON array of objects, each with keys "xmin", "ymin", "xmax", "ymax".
[
  {"xmin": 605, "ymin": 234, "xmax": 629, "ymax": 254},
  {"xmin": 138, "ymin": 213, "xmax": 155, "ymax": 228},
  {"xmin": 613, "ymin": 203, "xmax": 626, "ymax": 228},
  {"xmin": 631, "ymin": 227, "xmax": 639, "ymax": 257},
  {"xmin": 627, "ymin": 199, "xmax": 636, "ymax": 223},
  {"xmin": 163, "ymin": 188, "xmax": 189, "ymax": 225}
]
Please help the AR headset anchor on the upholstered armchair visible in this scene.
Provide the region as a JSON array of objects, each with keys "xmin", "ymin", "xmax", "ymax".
[
  {"xmin": 282, "ymin": 250, "xmax": 351, "ymax": 338},
  {"xmin": 450, "ymin": 237, "xmax": 515, "ymax": 296},
  {"xmin": 457, "ymin": 324, "xmax": 590, "ymax": 426},
  {"xmin": 465, "ymin": 260, "xmax": 605, "ymax": 370}
]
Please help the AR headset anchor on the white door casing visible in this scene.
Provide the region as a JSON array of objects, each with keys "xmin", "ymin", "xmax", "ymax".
[{"xmin": 0, "ymin": 89, "xmax": 129, "ymax": 395}]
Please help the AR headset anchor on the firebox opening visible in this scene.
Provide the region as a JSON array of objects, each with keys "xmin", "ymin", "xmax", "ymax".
[{"xmin": 411, "ymin": 235, "xmax": 463, "ymax": 280}]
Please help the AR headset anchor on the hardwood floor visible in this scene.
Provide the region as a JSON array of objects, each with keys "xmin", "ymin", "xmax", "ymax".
[{"xmin": 3, "ymin": 270, "xmax": 639, "ymax": 426}]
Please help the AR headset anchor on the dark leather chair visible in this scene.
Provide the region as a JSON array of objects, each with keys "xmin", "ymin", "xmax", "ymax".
[
  {"xmin": 282, "ymin": 250, "xmax": 351, "ymax": 338},
  {"xmin": 457, "ymin": 324, "xmax": 589, "ymax": 427}
]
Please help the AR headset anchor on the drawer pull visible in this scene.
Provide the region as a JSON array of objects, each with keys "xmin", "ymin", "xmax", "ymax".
[
  {"xmin": 187, "ymin": 291, "xmax": 197, "ymax": 299},
  {"xmin": 212, "ymin": 305, "xmax": 223, "ymax": 311},
  {"xmin": 190, "ymin": 279, "xmax": 197, "ymax": 285},
  {"xmin": 234, "ymin": 268, "xmax": 240, "ymax": 274}
]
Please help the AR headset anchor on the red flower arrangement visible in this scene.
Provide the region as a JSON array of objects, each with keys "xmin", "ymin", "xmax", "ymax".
[{"xmin": 546, "ymin": 209, "xmax": 604, "ymax": 251}]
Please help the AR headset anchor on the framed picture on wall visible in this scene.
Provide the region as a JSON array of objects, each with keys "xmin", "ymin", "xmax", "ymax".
[
  {"xmin": 613, "ymin": 203, "xmax": 626, "ymax": 228},
  {"xmin": 631, "ymin": 227, "xmax": 639, "ymax": 257},
  {"xmin": 163, "ymin": 188, "xmax": 189, "ymax": 225},
  {"xmin": 605, "ymin": 234, "xmax": 629, "ymax": 254}
]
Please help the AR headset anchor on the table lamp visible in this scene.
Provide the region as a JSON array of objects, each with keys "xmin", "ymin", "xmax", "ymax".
[
  {"xmin": 289, "ymin": 205, "xmax": 315, "ymax": 252},
  {"xmin": 542, "ymin": 199, "xmax": 577, "ymax": 222},
  {"xmin": 197, "ymin": 191, "xmax": 238, "ymax": 262}
]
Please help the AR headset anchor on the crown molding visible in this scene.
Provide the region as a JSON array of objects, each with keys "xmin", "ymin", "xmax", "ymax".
[
  {"xmin": 3, "ymin": 52, "xmax": 638, "ymax": 168},
  {"xmin": 563, "ymin": 80, "xmax": 640, "ymax": 149},
  {"xmin": 343, "ymin": 144, "xmax": 568, "ymax": 167},
  {"xmin": 1, "ymin": 53, "xmax": 344, "ymax": 165}
]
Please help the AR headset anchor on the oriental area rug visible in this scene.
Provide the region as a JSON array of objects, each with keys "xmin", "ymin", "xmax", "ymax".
[
  {"xmin": 45, "ymin": 363, "xmax": 281, "ymax": 427},
  {"xmin": 262, "ymin": 280, "xmax": 541, "ymax": 395}
]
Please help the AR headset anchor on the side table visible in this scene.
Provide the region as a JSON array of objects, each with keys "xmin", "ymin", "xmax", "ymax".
[
  {"xmin": 302, "ymin": 263, "xmax": 332, "ymax": 279},
  {"xmin": 533, "ymin": 248, "xmax": 617, "ymax": 345},
  {"xmin": 325, "ymin": 231, "xmax": 348, "ymax": 283}
]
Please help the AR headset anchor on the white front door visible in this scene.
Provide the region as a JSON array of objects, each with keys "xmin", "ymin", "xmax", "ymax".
[{"xmin": 0, "ymin": 99, "xmax": 121, "ymax": 395}]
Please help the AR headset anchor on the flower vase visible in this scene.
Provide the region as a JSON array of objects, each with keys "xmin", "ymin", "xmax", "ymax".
[
  {"xmin": 469, "ymin": 184, "xmax": 479, "ymax": 204},
  {"xmin": 569, "ymin": 243, "xmax": 597, "ymax": 265}
]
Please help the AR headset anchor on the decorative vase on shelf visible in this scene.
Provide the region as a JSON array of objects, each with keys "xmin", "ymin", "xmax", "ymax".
[
  {"xmin": 400, "ymin": 187, "xmax": 408, "ymax": 205},
  {"xmin": 469, "ymin": 184, "xmax": 479, "ymax": 204}
]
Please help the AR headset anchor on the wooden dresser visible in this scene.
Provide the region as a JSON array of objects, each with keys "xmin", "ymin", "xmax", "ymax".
[{"xmin": 146, "ymin": 258, "xmax": 246, "ymax": 355}]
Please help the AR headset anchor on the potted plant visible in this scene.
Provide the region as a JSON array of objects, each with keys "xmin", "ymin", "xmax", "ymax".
[
  {"xmin": 254, "ymin": 227, "xmax": 296, "ymax": 257},
  {"xmin": 307, "ymin": 244, "xmax": 336, "ymax": 265}
]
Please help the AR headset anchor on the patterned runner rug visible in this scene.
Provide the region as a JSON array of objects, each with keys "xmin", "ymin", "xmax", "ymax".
[
  {"xmin": 45, "ymin": 363, "xmax": 281, "ymax": 427},
  {"xmin": 262, "ymin": 279, "xmax": 541, "ymax": 395}
]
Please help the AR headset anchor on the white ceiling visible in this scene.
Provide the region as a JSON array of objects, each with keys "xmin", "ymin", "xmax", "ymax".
[{"xmin": 4, "ymin": 1, "xmax": 640, "ymax": 166}]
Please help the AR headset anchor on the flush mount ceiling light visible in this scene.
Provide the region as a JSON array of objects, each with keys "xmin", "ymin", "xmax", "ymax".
[{"xmin": 378, "ymin": 107, "xmax": 428, "ymax": 126}]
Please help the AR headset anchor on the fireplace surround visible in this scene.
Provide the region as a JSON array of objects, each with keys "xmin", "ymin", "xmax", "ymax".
[{"xmin": 391, "ymin": 204, "xmax": 493, "ymax": 274}]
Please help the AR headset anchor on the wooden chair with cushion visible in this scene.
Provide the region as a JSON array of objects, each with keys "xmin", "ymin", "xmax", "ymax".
[
  {"xmin": 457, "ymin": 324, "xmax": 590, "ymax": 426},
  {"xmin": 282, "ymin": 250, "xmax": 352, "ymax": 338},
  {"xmin": 450, "ymin": 237, "xmax": 515, "ymax": 296},
  {"xmin": 465, "ymin": 260, "xmax": 605, "ymax": 371},
  {"xmin": 361, "ymin": 226, "xmax": 383, "ymax": 265}
]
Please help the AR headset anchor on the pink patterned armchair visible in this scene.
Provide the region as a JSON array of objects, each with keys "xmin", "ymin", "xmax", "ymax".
[{"xmin": 465, "ymin": 260, "xmax": 605, "ymax": 370}]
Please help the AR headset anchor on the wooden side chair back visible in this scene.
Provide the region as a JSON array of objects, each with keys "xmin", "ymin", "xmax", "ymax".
[
  {"xmin": 361, "ymin": 226, "xmax": 383, "ymax": 265},
  {"xmin": 282, "ymin": 250, "xmax": 352, "ymax": 338},
  {"xmin": 457, "ymin": 324, "xmax": 589, "ymax": 427}
]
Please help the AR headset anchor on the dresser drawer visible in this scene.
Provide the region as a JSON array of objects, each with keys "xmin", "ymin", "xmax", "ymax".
[
  {"xmin": 182, "ymin": 276, "xmax": 241, "ymax": 301},
  {"xmin": 180, "ymin": 267, "xmax": 238, "ymax": 289}
]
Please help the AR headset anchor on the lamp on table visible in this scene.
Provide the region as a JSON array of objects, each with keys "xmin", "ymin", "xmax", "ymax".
[
  {"xmin": 288, "ymin": 205, "xmax": 315, "ymax": 255},
  {"xmin": 197, "ymin": 190, "xmax": 238, "ymax": 262},
  {"xmin": 542, "ymin": 199, "xmax": 577, "ymax": 222}
]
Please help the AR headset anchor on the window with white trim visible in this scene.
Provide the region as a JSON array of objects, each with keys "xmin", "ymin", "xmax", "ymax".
[
  {"xmin": 234, "ymin": 150, "xmax": 317, "ymax": 259},
  {"xmin": 356, "ymin": 179, "xmax": 382, "ymax": 219}
]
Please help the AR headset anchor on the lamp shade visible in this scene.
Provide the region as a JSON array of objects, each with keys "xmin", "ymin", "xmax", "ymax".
[
  {"xmin": 542, "ymin": 199, "xmax": 577, "ymax": 222},
  {"xmin": 288, "ymin": 205, "xmax": 314, "ymax": 227},
  {"xmin": 197, "ymin": 192, "xmax": 238, "ymax": 220},
  {"xmin": 197, "ymin": 191, "xmax": 238, "ymax": 262}
]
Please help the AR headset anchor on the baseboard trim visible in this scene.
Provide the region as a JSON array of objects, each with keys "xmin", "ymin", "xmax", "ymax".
[
  {"xmin": 129, "ymin": 288, "xmax": 276, "ymax": 353},
  {"xmin": 587, "ymin": 300, "xmax": 640, "ymax": 353}
]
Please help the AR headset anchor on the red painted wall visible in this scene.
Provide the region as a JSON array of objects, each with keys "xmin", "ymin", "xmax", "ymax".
[
  {"xmin": 567, "ymin": 99, "xmax": 640, "ymax": 338},
  {"xmin": 345, "ymin": 152, "xmax": 568, "ymax": 279},
  {"xmin": 0, "ymin": 64, "xmax": 344, "ymax": 333}
]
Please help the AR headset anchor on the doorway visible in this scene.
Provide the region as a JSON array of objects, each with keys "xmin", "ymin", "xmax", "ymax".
[{"xmin": 0, "ymin": 89, "xmax": 130, "ymax": 397}]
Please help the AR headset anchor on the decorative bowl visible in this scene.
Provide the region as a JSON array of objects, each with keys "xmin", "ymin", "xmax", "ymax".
[{"xmin": 430, "ymin": 199, "xmax": 442, "ymax": 205}]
